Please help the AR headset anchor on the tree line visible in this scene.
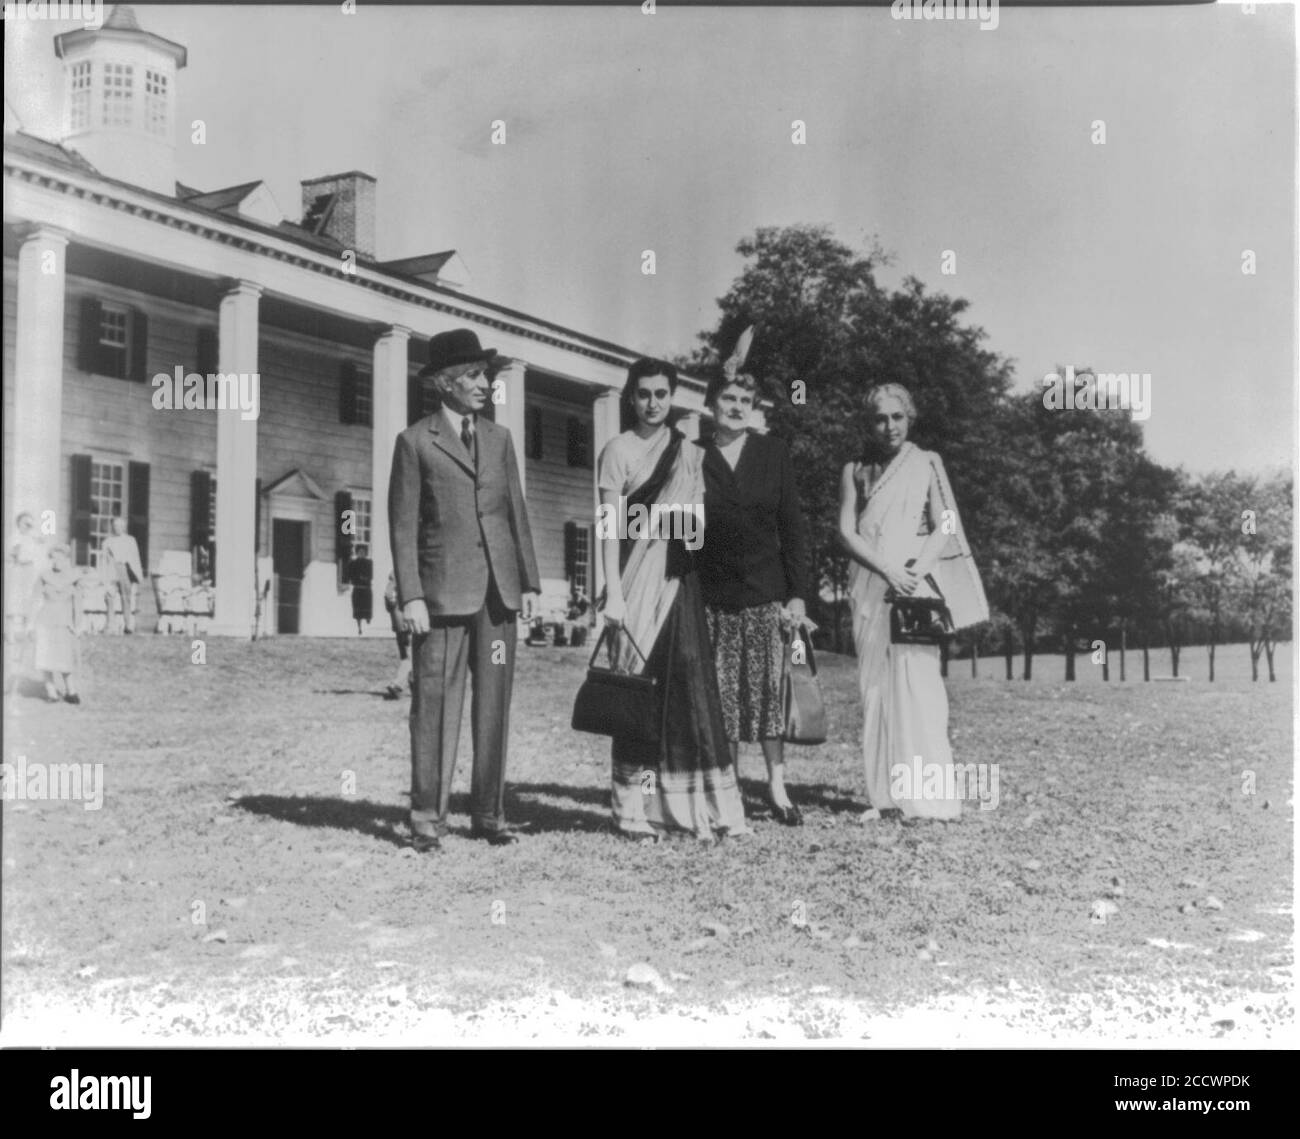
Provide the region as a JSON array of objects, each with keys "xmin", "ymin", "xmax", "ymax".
[{"xmin": 686, "ymin": 225, "xmax": 1293, "ymax": 681}]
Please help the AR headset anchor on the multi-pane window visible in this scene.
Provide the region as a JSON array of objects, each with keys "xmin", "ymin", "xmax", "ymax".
[
  {"xmin": 569, "ymin": 525, "xmax": 590, "ymax": 597},
  {"xmin": 69, "ymin": 61, "xmax": 93, "ymax": 132},
  {"xmin": 207, "ymin": 477, "xmax": 218, "ymax": 544},
  {"xmin": 354, "ymin": 372, "xmax": 373, "ymax": 427},
  {"xmin": 89, "ymin": 460, "xmax": 125, "ymax": 567},
  {"xmin": 144, "ymin": 69, "xmax": 169, "ymax": 136},
  {"xmin": 103, "ymin": 63, "xmax": 134, "ymax": 127},
  {"xmin": 98, "ymin": 304, "xmax": 130, "ymax": 379},
  {"xmin": 351, "ymin": 494, "xmax": 373, "ymax": 550}
]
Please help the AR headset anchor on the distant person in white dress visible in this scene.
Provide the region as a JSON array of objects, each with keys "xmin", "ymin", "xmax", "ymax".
[
  {"xmin": 101, "ymin": 516, "xmax": 145, "ymax": 634},
  {"xmin": 5, "ymin": 511, "xmax": 47, "ymax": 692}
]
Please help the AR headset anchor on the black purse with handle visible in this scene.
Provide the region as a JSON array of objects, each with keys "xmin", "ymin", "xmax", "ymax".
[
  {"xmin": 571, "ymin": 625, "xmax": 661, "ymax": 743},
  {"xmin": 887, "ymin": 561, "xmax": 955, "ymax": 646}
]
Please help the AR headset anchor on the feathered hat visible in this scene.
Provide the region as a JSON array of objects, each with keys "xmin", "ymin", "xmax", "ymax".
[{"xmin": 722, "ymin": 325, "xmax": 755, "ymax": 383}]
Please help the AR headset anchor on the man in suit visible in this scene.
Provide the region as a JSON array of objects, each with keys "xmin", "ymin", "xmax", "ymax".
[{"xmin": 388, "ymin": 329, "xmax": 540, "ymax": 852}]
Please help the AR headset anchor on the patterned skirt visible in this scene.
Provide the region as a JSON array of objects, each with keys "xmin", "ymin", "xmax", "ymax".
[{"xmin": 706, "ymin": 601, "xmax": 785, "ymax": 743}]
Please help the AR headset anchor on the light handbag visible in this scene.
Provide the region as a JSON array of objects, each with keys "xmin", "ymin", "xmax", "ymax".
[
  {"xmin": 571, "ymin": 625, "xmax": 661, "ymax": 743},
  {"xmin": 782, "ymin": 628, "xmax": 827, "ymax": 745}
]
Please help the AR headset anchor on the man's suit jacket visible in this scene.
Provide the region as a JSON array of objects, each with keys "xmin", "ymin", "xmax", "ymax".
[{"xmin": 388, "ymin": 412, "xmax": 540, "ymax": 617}]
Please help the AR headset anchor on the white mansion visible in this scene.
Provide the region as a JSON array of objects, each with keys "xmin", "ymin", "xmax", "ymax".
[{"xmin": 3, "ymin": 5, "xmax": 717, "ymax": 636}]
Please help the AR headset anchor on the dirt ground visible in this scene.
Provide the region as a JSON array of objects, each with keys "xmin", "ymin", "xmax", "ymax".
[{"xmin": 1, "ymin": 636, "xmax": 1293, "ymax": 1046}]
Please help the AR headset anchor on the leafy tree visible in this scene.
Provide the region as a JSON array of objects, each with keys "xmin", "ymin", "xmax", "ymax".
[
  {"xmin": 1228, "ymin": 472, "xmax": 1293, "ymax": 681},
  {"xmin": 692, "ymin": 225, "xmax": 1013, "ymax": 648}
]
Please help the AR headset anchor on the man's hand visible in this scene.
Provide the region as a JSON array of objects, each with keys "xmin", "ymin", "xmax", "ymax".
[
  {"xmin": 402, "ymin": 598, "xmax": 431, "ymax": 635},
  {"xmin": 521, "ymin": 592, "xmax": 540, "ymax": 621}
]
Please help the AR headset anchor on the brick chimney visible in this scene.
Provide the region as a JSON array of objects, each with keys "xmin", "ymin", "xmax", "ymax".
[{"xmin": 300, "ymin": 171, "xmax": 376, "ymax": 259}]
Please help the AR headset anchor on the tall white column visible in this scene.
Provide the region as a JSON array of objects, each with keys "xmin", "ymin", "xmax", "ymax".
[
  {"xmin": 591, "ymin": 387, "xmax": 623, "ymax": 600},
  {"xmin": 210, "ymin": 280, "xmax": 262, "ymax": 637},
  {"xmin": 493, "ymin": 357, "xmax": 528, "ymax": 495},
  {"xmin": 370, "ymin": 324, "xmax": 410, "ymax": 607},
  {"xmin": 11, "ymin": 225, "xmax": 69, "ymax": 532}
]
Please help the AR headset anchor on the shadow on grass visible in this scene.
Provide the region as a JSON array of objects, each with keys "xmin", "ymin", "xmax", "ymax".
[
  {"xmin": 311, "ymin": 688, "xmax": 395, "ymax": 699},
  {"xmin": 234, "ymin": 780, "xmax": 855, "ymax": 842},
  {"xmin": 785, "ymin": 781, "xmax": 864, "ymax": 816},
  {"xmin": 234, "ymin": 781, "xmax": 610, "ymax": 843},
  {"xmin": 234, "ymin": 795, "xmax": 408, "ymax": 846}
]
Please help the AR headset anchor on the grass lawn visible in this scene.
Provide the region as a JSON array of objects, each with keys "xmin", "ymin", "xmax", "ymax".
[{"xmin": 1, "ymin": 636, "xmax": 1293, "ymax": 1045}]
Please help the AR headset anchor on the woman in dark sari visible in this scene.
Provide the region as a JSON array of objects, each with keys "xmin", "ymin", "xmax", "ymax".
[{"xmin": 597, "ymin": 359, "xmax": 750, "ymax": 842}]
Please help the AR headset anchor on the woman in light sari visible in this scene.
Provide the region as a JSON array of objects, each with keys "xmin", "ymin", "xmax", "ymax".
[
  {"xmin": 598, "ymin": 359, "xmax": 750, "ymax": 842},
  {"xmin": 838, "ymin": 384, "xmax": 988, "ymax": 821}
]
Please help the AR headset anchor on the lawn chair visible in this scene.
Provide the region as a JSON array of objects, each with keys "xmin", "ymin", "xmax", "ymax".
[
  {"xmin": 152, "ymin": 550, "xmax": 213, "ymax": 635},
  {"xmin": 152, "ymin": 550, "xmax": 192, "ymax": 634},
  {"xmin": 76, "ymin": 571, "xmax": 111, "ymax": 635}
]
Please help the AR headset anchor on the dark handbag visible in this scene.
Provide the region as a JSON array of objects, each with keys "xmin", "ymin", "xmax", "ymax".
[
  {"xmin": 571, "ymin": 625, "xmax": 661, "ymax": 743},
  {"xmin": 782, "ymin": 628, "xmax": 827, "ymax": 745},
  {"xmin": 887, "ymin": 563, "xmax": 955, "ymax": 645}
]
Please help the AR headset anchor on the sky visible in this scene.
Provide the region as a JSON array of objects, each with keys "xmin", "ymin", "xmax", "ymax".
[{"xmin": 5, "ymin": 2, "xmax": 1296, "ymax": 475}]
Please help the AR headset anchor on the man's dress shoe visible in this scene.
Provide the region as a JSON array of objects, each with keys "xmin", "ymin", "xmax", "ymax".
[{"xmin": 473, "ymin": 828, "xmax": 519, "ymax": 846}]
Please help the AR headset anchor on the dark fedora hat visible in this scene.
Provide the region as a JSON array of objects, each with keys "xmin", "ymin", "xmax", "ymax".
[{"xmin": 417, "ymin": 328, "xmax": 498, "ymax": 377}]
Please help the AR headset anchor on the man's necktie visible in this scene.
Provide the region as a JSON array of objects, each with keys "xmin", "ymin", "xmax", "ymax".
[{"xmin": 461, "ymin": 414, "xmax": 477, "ymax": 468}]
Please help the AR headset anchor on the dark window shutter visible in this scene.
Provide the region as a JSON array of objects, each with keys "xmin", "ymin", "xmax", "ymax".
[
  {"xmin": 131, "ymin": 310, "xmax": 149, "ymax": 383},
  {"xmin": 197, "ymin": 326, "xmax": 218, "ymax": 375},
  {"xmin": 70, "ymin": 453, "xmax": 93, "ymax": 565},
  {"xmin": 564, "ymin": 521, "xmax": 579, "ymax": 580},
  {"xmin": 566, "ymin": 415, "xmax": 591, "ymax": 468},
  {"xmin": 335, "ymin": 490, "xmax": 354, "ymax": 564},
  {"xmin": 339, "ymin": 361, "xmax": 359, "ymax": 425},
  {"xmin": 407, "ymin": 375, "xmax": 423, "ymax": 427},
  {"xmin": 78, "ymin": 297, "xmax": 103, "ymax": 374},
  {"xmin": 253, "ymin": 477, "xmax": 262, "ymax": 558},
  {"xmin": 527, "ymin": 406, "xmax": 544, "ymax": 460},
  {"xmin": 128, "ymin": 461, "xmax": 150, "ymax": 571},
  {"xmin": 190, "ymin": 470, "xmax": 212, "ymax": 550}
]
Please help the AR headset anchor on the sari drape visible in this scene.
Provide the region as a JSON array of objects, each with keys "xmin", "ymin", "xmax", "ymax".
[
  {"xmin": 600, "ymin": 428, "xmax": 750, "ymax": 839},
  {"xmin": 848, "ymin": 443, "xmax": 987, "ymax": 819}
]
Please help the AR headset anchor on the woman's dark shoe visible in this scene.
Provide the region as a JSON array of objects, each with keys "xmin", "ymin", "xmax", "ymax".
[
  {"xmin": 383, "ymin": 685, "xmax": 402, "ymax": 701},
  {"xmin": 769, "ymin": 799, "xmax": 804, "ymax": 827},
  {"xmin": 64, "ymin": 693, "xmax": 81, "ymax": 705},
  {"xmin": 611, "ymin": 825, "xmax": 659, "ymax": 845}
]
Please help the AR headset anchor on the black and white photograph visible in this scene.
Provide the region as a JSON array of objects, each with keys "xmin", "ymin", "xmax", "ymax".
[{"xmin": 1, "ymin": 0, "xmax": 1296, "ymax": 1059}]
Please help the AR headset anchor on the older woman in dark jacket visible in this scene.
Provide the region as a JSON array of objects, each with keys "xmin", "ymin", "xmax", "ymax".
[{"xmin": 695, "ymin": 370, "xmax": 811, "ymax": 825}]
